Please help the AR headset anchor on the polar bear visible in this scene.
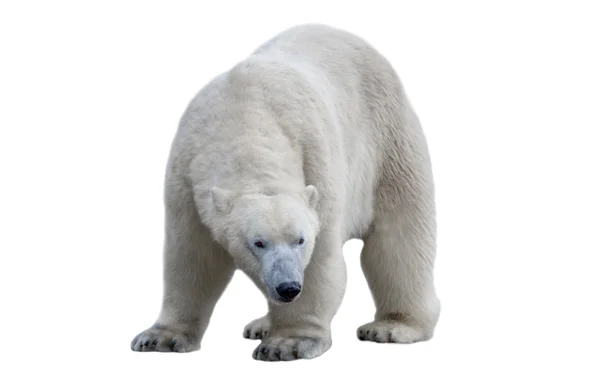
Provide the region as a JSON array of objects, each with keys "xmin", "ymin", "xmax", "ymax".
[{"xmin": 131, "ymin": 23, "xmax": 440, "ymax": 361}]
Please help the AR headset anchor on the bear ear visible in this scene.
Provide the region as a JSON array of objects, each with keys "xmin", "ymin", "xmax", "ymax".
[
  {"xmin": 302, "ymin": 185, "xmax": 319, "ymax": 209},
  {"xmin": 211, "ymin": 186, "xmax": 233, "ymax": 214}
]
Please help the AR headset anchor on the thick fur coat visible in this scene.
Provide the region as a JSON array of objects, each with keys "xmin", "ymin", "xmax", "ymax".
[{"xmin": 131, "ymin": 24, "xmax": 440, "ymax": 361}]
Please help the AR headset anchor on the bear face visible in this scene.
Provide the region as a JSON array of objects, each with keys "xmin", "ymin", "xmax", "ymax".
[{"xmin": 209, "ymin": 185, "xmax": 320, "ymax": 303}]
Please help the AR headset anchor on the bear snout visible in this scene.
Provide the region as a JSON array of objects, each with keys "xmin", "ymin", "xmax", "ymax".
[{"xmin": 275, "ymin": 281, "xmax": 302, "ymax": 302}]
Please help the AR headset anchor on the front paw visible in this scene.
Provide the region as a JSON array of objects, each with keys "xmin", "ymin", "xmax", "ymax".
[
  {"xmin": 131, "ymin": 324, "xmax": 199, "ymax": 353},
  {"xmin": 252, "ymin": 336, "xmax": 329, "ymax": 361}
]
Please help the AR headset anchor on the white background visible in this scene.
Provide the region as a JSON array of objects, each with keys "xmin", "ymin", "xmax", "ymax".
[{"xmin": 1, "ymin": 1, "xmax": 599, "ymax": 390}]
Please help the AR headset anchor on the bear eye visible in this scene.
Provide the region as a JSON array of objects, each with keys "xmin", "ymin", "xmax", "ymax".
[
  {"xmin": 254, "ymin": 241, "xmax": 265, "ymax": 249},
  {"xmin": 298, "ymin": 238, "xmax": 305, "ymax": 245}
]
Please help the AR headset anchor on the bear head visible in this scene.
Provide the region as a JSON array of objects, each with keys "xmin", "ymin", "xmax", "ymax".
[{"xmin": 208, "ymin": 185, "xmax": 320, "ymax": 304}]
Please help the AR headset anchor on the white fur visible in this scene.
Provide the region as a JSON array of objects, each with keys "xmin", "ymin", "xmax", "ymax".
[{"xmin": 131, "ymin": 24, "xmax": 440, "ymax": 360}]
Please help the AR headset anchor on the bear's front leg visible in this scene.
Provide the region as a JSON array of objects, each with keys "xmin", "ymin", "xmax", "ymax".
[
  {"xmin": 131, "ymin": 197, "xmax": 235, "ymax": 353},
  {"xmin": 252, "ymin": 236, "xmax": 346, "ymax": 361}
]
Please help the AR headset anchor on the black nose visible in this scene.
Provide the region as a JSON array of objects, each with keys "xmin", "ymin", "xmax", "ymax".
[{"xmin": 276, "ymin": 281, "xmax": 301, "ymax": 302}]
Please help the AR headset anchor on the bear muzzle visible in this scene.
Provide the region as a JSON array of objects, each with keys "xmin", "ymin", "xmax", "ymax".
[{"xmin": 275, "ymin": 281, "xmax": 302, "ymax": 302}]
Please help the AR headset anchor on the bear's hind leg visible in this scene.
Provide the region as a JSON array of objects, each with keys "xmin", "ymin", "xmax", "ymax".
[
  {"xmin": 358, "ymin": 155, "xmax": 440, "ymax": 343},
  {"xmin": 243, "ymin": 314, "xmax": 270, "ymax": 340},
  {"xmin": 358, "ymin": 212, "xmax": 440, "ymax": 343}
]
